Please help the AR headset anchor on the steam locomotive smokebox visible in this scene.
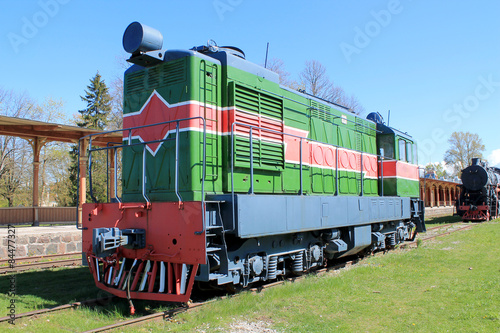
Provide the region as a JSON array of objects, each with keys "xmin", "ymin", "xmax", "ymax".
[
  {"xmin": 123, "ymin": 21, "xmax": 163, "ymax": 54},
  {"xmin": 461, "ymin": 165, "xmax": 489, "ymax": 191}
]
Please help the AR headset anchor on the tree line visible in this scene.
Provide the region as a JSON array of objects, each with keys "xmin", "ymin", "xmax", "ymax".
[{"xmin": 0, "ymin": 72, "xmax": 119, "ymax": 207}]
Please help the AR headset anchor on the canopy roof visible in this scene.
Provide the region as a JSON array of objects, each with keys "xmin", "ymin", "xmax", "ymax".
[{"xmin": 0, "ymin": 115, "xmax": 122, "ymax": 146}]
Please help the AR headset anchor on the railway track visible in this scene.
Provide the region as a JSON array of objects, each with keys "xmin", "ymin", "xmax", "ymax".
[
  {"xmin": 4, "ymin": 222, "xmax": 476, "ymax": 331},
  {"xmin": 0, "ymin": 296, "xmax": 115, "ymax": 324},
  {"xmin": 0, "ymin": 252, "xmax": 81, "ymax": 265},
  {"xmin": 403, "ymin": 222, "xmax": 474, "ymax": 248},
  {"xmin": 0, "ymin": 253, "xmax": 81, "ymax": 274}
]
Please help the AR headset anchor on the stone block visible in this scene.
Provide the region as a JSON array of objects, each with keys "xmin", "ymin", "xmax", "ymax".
[
  {"xmin": 51, "ymin": 236, "xmax": 61, "ymax": 243},
  {"xmin": 76, "ymin": 242, "xmax": 82, "ymax": 251},
  {"xmin": 58, "ymin": 243, "xmax": 66, "ymax": 253},
  {"xmin": 62, "ymin": 234, "xmax": 72, "ymax": 243},
  {"xmin": 0, "ymin": 247, "xmax": 6, "ymax": 259},
  {"xmin": 27, "ymin": 244, "xmax": 45, "ymax": 256},
  {"xmin": 29, "ymin": 236, "xmax": 37, "ymax": 244},
  {"xmin": 17, "ymin": 236, "xmax": 28, "ymax": 245},
  {"xmin": 38, "ymin": 236, "xmax": 50, "ymax": 244},
  {"xmin": 72, "ymin": 234, "xmax": 82, "ymax": 242},
  {"xmin": 16, "ymin": 245, "xmax": 27, "ymax": 257},
  {"xmin": 46, "ymin": 243, "xmax": 58, "ymax": 255},
  {"xmin": 66, "ymin": 242, "xmax": 76, "ymax": 253}
]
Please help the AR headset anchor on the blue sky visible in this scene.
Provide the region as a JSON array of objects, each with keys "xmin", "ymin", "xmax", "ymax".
[{"xmin": 1, "ymin": 0, "xmax": 499, "ymax": 167}]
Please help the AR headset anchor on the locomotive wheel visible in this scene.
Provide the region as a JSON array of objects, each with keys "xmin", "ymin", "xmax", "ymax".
[{"xmin": 225, "ymin": 283, "xmax": 248, "ymax": 294}]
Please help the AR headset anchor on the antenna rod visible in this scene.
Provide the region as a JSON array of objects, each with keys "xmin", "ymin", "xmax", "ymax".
[
  {"xmin": 264, "ymin": 42, "xmax": 269, "ymax": 68},
  {"xmin": 387, "ymin": 110, "xmax": 391, "ymax": 127}
]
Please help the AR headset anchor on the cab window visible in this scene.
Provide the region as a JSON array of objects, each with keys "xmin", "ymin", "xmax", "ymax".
[
  {"xmin": 398, "ymin": 139, "xmax": 406, "ymax": 162},
  {"xmin": 413, "ymin": 143, "xmax": 418, "ymax": 164},
  {"xmin": 379, "ymin": 135, "xmax": 394, "ymax": 159},
  {"xmin": 406, "ymin": 142, "xmax": 412, "ymax": 163}
]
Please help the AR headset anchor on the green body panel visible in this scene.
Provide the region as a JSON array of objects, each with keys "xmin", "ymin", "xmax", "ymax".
[
  {"xmin": 122, "ymin": 131, "xmax": 221, "ymax": 202},
  {"xmin": 122, "ymin": 55, "xmax": 222, "ymax": 202},
  {"xmin": 382, "ymin": 178, "xmax": 419, "ymax": 197},
  {"xmin": 121, "ymin": 52, "xmax": 411, "ymax": 202}
]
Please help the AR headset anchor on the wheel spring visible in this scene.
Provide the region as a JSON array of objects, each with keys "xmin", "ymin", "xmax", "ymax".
[
  {"xmin": 267, "ymin": 256, "xmax": 278, "ymax": 280},
  {"xmin": 387, "ymin": 233, "xmax": 396, "ymax": 246},
  {"xmin": 292, "ymin": 251, "xmax": 304, "ymax": 274}
]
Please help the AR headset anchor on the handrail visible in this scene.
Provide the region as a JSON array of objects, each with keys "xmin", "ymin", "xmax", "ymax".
[
  {"xmin": 299, "ymin": 137, "xmax": 303, "ymax": 195},
  {"xmin": 88, "ymin": 136, "xmax": 97, "ymax": 203},
  {"xmin": 114, "ymin": 147, "xmax": 121, "ymax": 203},
  {"xmin": 249, "ymin": 127, "xmax": 254, "ymax": 194},
  {"xmin": 142, "ymin": 145, "xmax": 151, "ymax": 205},
  {"xmin": 380, "ymin": 148, "xmax": 384, "ymax": 196},
  {"xmin": 230, "ymin": 122, "xmax": 398, "ymax": 201},
  {"xmin": 174, "ymin": 122, "xmax": 182, "ymax": 203},
  {"xmin": 80, "ymin": 117, "xmax": 207, "ymax": 222}
]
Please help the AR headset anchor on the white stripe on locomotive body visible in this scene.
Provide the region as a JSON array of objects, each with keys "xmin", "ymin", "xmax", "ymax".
[{"xmin": 123, "ymin": 90, "xmax": 382, "ymax": 178}]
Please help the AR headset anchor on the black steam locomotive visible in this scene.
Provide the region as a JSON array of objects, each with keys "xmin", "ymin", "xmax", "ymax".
[{"xmin": 457, "ymin": 158, "xmax": 500, "ymax": 221}]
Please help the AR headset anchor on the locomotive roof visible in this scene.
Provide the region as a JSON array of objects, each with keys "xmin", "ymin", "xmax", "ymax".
[{"xmin": 126, "ymin": 47, "xmax": 416, "ymax": 138}]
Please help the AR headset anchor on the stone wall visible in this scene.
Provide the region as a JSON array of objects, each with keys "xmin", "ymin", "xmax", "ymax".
[
  {"xmin": 425, "ymin": 206, "xmax": 456, "ymax": 218},
  {"xmin": 0, "ymin": 226, "xmax": 81, "ymax": 259}
]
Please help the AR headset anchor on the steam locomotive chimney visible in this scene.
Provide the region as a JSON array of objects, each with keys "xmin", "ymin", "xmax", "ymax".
[{"xmin": 471, "ymin": 158, "xmax": 480, "ymax": 165}]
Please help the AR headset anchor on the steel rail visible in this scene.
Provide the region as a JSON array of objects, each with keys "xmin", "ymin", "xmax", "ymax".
[
  {"xmin": 0, "ymin": 296, "xmax": 115, "ymax": 323},
  {"xmin": 0, "ymin": 258, "xmax": 81, "ymax": 274},
  {"xmin": 0, "ymin": 252, "xmax": 80, "ymax": 265}
]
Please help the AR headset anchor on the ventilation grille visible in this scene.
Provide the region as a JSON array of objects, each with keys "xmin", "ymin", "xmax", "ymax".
[
  {"xmin": 233, "ymin": 84, "xmax": 284, "ymax": 169},
  {"xmin": 310, "ymin": 101, "xmax": 332, "ymax": 122},
  {"xmin": 125, "ymin": 60, "xmax": 186, "ymax": 95}
]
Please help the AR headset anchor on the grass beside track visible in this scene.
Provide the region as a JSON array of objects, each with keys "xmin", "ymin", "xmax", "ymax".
[
  {"xmin": 137, "ymin": 219, "xmax": 499, "ymax": 332},
  {"xmin": 0, "ymin": 217, "xmax": 497, "ymax": 332}
]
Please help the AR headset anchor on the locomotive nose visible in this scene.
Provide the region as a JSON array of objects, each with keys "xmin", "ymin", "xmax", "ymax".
[{"xmin": 123, "ymin": 21, "xmax": 163, "ymax": 54}]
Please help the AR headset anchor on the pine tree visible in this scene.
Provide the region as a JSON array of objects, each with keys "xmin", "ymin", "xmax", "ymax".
[
  {"xmin": 68, "ymin": 73, "xmax": 112, "ymax": 205},
  {"xmin": 77, "ymin": 72, "xmax": 111, "ymax": 130}
]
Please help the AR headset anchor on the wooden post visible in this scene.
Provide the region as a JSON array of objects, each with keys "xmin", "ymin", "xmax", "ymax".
[
  {"xmin": 31, "ymin": 137, "xmax": 46, "ymax": 226},
  {"xmin": 108, "ymin": 148, "xmax": 115, "ymax": 201},
  {"xmin": 78, "ymin": 139, "xmax": 89, "ymax": 227}
]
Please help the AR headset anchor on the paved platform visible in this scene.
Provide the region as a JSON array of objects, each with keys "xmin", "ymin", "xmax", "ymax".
[{"xmin": 0, "ymin": 225, "xmax": 81, "ymax": 259}]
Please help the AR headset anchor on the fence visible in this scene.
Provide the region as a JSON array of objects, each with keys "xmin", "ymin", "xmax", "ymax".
[{"xmin": 0, "ymin": 207, "xmax": 76, "ymax": 226}]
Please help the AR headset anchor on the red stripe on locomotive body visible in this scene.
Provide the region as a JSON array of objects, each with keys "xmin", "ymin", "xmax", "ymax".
[
  {"xmin": 379, "ymin": 160, "xmax": 419, "ymax": 180},
  {"xmin": 284, "ymin": 135, "xmax": 379, "ymax": 179},
  {"xmin": 223, "ymin": 108, "xmax": 379, "ymax": 178},
  {"xmin": 123, "ymin": 91, "xmax": 379, "ymax": 177},
  {"xmin": 123, "ymin": 91, "xmax": 221, "ymax": 155}
]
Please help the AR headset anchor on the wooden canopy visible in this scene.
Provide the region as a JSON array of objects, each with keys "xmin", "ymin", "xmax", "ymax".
[
  {"xmin": 0, "ymin": 115, "xmax": 121, "ymax": 146},
  {"xmin": 0, "ymin": 115, "xmax": 122, "ymax": 225}
]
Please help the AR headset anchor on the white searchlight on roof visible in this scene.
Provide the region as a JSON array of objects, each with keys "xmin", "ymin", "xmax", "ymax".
[{"xmin": 123, "ymin": 21, "xmax": 163, "ymax": 54}]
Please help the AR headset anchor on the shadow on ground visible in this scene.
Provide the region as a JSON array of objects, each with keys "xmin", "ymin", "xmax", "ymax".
[
  {"xmin": 426, "ymin": 215, "xmax": 462, "ymax": 225},
  {"xmin": 0, "ymin": 267, "xmax": 179, "ymax": 316}
]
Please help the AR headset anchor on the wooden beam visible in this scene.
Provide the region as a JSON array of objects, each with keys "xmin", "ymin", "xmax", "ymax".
[{"xmin": 78, "ymin": 139, "xmax": 89, "ymax": 227}]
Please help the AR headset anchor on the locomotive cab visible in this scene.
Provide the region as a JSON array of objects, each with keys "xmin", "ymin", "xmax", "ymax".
[{"xmin": 366, "ymin": 113, "xmax": 420, "ymax": 198}]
